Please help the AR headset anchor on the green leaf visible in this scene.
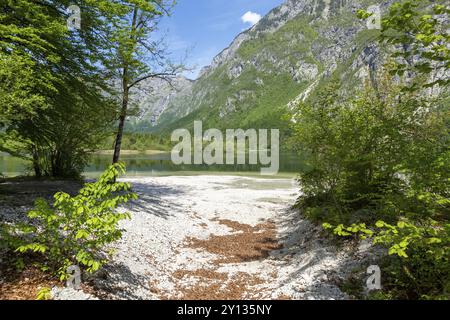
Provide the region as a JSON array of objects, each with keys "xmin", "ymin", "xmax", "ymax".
[
  {"xmin": 322, "ymin": 223, "xmax": 333, "ymax": 230},
  {"xmin": 376, "ymin": 221, "xmax": 386, "ymax": 228},
  {"xmin": 75, "ymin": 230, "xmax": 89, "ymax": 239},
  {"xmin": 36, "ymin": 287, "xmax": 52, "ymax": 301},
  {"xmin": 397, "ymin": 221, "xmax": 406, "ymax": 229}
]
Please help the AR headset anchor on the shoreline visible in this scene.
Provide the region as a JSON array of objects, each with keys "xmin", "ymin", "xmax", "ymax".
[
  {"xmin": 92, "ymin": 149, "xmax": 169, "ymax": 155},
  {"xmin": 0, "ymin": 175, "xmax": 372, "ymax": 300}
]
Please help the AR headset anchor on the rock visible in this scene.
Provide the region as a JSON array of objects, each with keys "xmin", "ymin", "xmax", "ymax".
[
  {"xmin": 51, "ymin": 287, "xmax": 98, "ymax": 300},
  {"xmin": 292, "ymin": 61, "xmax": 319, "ymax": 83},
  {"xmin": 358, "ymin": 239, "xmax": 372, "ymax": 254}
]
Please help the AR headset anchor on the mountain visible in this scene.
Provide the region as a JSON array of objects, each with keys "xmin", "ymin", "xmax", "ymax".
[
  {"xmin": 125, "ymin": 76, "xmax": 194, "ymax": 132},
  {"xmin": 129, "ymin": 0, "xmax": 395, "ymax": 133}
]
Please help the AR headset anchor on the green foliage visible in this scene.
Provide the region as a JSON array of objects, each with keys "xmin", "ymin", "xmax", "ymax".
[
  {"xmin": 36, "ymin": 287, "xmax": 53, "ymax": 301},
  {"xmin": 100, "ymin": 132, "xmax": 171, "ymax": 151},
  {"xmin": 0, "ymin": 0, "xmax": 119, "ymax": 177},
  {"xmin": 324, "ymin": 219, "xmax": 450, "ymax": 299},
  {"xmin": 291, "ymin": 75, "xmax": 448, "ymax": 299},
  {"xmin": 0, "ymin": 0, "xmax": 176, "ymax": 176},
  {"xmin": 0, "ymin": 53, "xmax": 53, "ymax": 123},
  {"xmin": 359, "ymin": 0, "xmax": 450, "ymax": 90},
  {"xmin": 293, "ymin": 1, "xmax": 450, "ymax": 300},
  {"xmin": 0, "ymin": 0, "xmax": 62, "ymax": 124},
  {"xmin": 102, "ymin": 0, "xmax": 181, "ymax": 163},
  {"xmin": 10, "ymin": 163, "xmax": 136, "ymax": 279},
  {"xmin": 292, "ymin": 74, "xmax": 448, "ymax": 223}
]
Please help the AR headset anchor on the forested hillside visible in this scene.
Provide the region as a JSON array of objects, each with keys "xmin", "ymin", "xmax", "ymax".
[{"xmin": 133, "ymin": 0, "xmax": 393, "ymax": 133}]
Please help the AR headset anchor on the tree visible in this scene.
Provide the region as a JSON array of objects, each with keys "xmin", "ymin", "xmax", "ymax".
[
  {"xmin": 358, "ymin": 0, "xmax": 450, "ymax": 91},
  {"xmin": 291, "ymin": 74, "xmax": 446, "ymax": 222},
  {"xmin": 0, "ymin": 1, "xmax": 118, "ymax": 177},
  {"xmin": 292, "ymin": 0, "xmax": 449, "ymax": 299},
  {"xmin": 0, "ymin": 0, "xmax": 63, "ymax": 125},
  {"xmin": 105, "ymin": 0, "xmax": 183, "ymax": 164}
]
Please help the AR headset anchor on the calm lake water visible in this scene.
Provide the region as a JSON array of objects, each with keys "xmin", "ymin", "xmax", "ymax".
[{"xmin": 0, "ymin": 152, "xmax": 303, "ymax": 178}]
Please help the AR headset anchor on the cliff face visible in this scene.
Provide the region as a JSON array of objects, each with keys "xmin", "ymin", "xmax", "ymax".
[
  {"xmin": 131, "ymin": 0, "xmax": 394, "ymax": 132},
  {"xmin": 126, "ymin": 76, "xmax": 193, "ymax": 131}
]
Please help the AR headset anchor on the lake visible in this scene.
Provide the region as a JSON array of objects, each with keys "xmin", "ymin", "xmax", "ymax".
[{"xmin": 0, "ymin": 152, "xmax": 304, "ymax": 178}]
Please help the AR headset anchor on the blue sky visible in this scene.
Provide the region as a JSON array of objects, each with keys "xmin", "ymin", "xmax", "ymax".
[{"xmin": 157, "ymin": 0, "xmax": 285, "ymax": 79}]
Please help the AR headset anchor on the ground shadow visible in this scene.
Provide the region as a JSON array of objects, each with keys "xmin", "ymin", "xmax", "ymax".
[
  {"xmin": 126, "ymin": 181, "xmax": 187, "ymax": 219},
  {"xmin": 0, "ymin": 178, "xmax": 82, "ymax": 207},
  {"xmin": 89, "ymin": 261, "xmax": 152, "ymax": 300},
  {"xmin": 267, "ymin": 208, "xmax": 373, "ymax": 299}
]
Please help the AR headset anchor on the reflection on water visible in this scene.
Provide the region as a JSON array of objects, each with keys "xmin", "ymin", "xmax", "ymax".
[
  {"xmin": 0, "ymin": 154, "xmax": 30, "ymax": 177},
  {"xmin": 0, "ymin": 152, "xmax": 304, "ymax": 178}
]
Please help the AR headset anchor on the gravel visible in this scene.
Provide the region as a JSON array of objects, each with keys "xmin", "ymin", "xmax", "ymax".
[
  {"xmin": 82, "ymin": 175, "xmax": 373, "ymax": 300},
  {"xmin": 1, "ymin": 175, "xmax": 375, "ymax": 300},
  {"xmin": 51, "ymin": 287, "xmax": 98, "ymax": 300}
]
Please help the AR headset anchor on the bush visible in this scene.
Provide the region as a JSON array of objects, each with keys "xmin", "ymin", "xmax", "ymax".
[
  {"xmin": 292, "ymin": 76, "xmax": 446, "ymax": 221},
  {"xmin": 324, "ymin": 219, "xmax": 450, "ymax": 299},
  {"xmin": 289, "ymin": 0, "xmax": 449, "ymax": 300},
  {"xmin": 9, "ymin": 162, "xmax": 136, "ymax": 280},
  {"xmin": 291, "ymin": 79, "xmax": 449, "ymax": 298}
]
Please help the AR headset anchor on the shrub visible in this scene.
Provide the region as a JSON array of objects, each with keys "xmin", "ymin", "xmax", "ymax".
[
  {"xmin": 324, "ymin": 219, "xmax": 450, "ymax": 299},
  {"xmin": 11, "ymin": 162, "xmax": 136, "ymax": 280},
  {"xmin": 36, "ymin": 287, "xmax": 52, "ymax": 300},
  {"xmin": 292, "ymin": 79, "xmax": 449, "ymax": 298},
  {"xmin": 290, "ymin": 0, "xmax": 450, "ymax": 300}
]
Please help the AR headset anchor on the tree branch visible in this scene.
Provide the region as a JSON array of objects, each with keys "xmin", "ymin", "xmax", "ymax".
[{"xmin": 127, "ymin": 72, "xmax": 177, "ymax": 90}]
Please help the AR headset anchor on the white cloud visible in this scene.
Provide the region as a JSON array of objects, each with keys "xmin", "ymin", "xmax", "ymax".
[{"xmin": 241, "ymin": 11, "xmax": 261, "ymax": 26}]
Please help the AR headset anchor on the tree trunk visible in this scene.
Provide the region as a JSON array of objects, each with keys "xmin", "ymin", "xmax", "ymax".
[
  {"xmin": 112, "ymin": 85, "xmax": 129, "ymax": 164},
  {"xmin": 112, "ymin": 6, "xmax": 138, "ymax": 164},
  {"xmin": 32, "ymin": 146, "xmax": 42, "ymax": 178}
]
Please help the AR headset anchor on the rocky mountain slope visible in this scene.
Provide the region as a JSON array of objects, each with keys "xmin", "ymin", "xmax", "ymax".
[
  {"xmin": 130, "ymin": 0, "xmax": 394, "ymax": 133},
  {"xmin": 125, "ymin": 76, "xmax": 194, "ymax": 132}
]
